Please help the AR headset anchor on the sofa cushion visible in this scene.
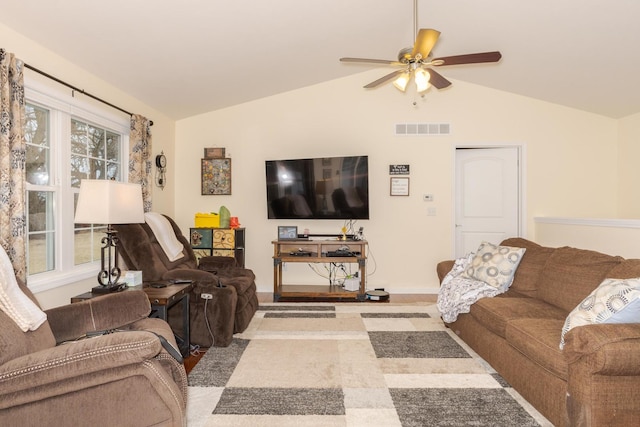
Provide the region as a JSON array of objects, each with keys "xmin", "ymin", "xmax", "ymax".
[
  {"xmin": 506, "ymin": 318, "xmax": 568, "ymax": 379},
  {"xmin": 461, "ymin": 241, "xmax": 526, "ymax": 290},
  {"xmin": 216, "ymin": 270, "xmax": 257, "ymax": 294},
  {"xmin": 0, "ymin": 311, "xmax": 56, "ymax": 366},
  {"xmin": 470, "ymin": 297, "xmax": 567, "ymax": 338},
  {"xmin": 114, "ymin": 218, "xmax": 198, "ymax": 282},
  {"xmin": 606, "ymin": 259, "xmax": 640, "ymax": 279},
  {"xmin": 0, "ymin": 282, "xmax": 56, "ymax": 366},
  {"xmin": 560, "ymin": 277, "xmax": 640, "ymax": 349},
  {"xmin": 536, "ymin": 246, "xmax": 622, "ymax": 313},
  {"xmin": 501, "ymin": 238, "xmax": 555, "ymax": 298}
]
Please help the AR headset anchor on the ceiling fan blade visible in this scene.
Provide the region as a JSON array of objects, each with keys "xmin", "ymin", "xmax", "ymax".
[
  {"xmin": 340, "ymin": 57, "xmax": 404, "ymax": 66},
  {"xmin": 432, "ymin": 51, "xmax": 502, "ymax": 66},
  {"xmin": 364, "ymin": 70, "xmax": 405, "ymax": 89},
  {"xmin": 411, "ymin": 29, "xmax": 440, "ymax": 59},
  {"xmin": 426, "ymin": 69, "xmax": 452, "ymax": 89}
]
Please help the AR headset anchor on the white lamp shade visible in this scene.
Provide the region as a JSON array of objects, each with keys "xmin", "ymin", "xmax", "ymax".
[
  {"xmin": 393, "ymin": 72, "xmax": 410, "ymax": 92},
  {"xmin": 74, "ymin": 180, "xmax": 145, "ymax": 224},
  {"xmin": 414, "ymin": 68, "xmax": 431, "ymax": 93}
]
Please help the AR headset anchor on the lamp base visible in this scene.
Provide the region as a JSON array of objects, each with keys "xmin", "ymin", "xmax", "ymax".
[{"xmin": 92, "ymin": 283, "xmax": 126, "ymax": 294}]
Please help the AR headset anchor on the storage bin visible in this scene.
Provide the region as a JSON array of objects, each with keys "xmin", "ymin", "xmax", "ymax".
[
  {"xmin": 190, "ymin": 228, "xmax": 213, "ymax": 249},
  {"xmin": 195, "ymin": 212, "xmax": 220, "ymax": 228}
]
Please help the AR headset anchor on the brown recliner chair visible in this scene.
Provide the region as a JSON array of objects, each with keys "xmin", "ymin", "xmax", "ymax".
[
  {"xmin": 113, "ymin": 215, "xmax": 258, "ymax": 341},
  {"xmin": 0, "ymin": 280, "xmax": 186, "ymax": 426}
]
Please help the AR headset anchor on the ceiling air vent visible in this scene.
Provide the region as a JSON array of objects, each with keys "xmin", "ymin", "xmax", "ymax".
[{"xmin": 395, "ymin": 123, "xmax": 451, "ymax": 136}]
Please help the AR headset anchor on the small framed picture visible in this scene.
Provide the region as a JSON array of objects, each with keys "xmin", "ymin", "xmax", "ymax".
[
  {"xmin": 390, "ymin": 177, "xmax": 410, "ymax": 196},
  {"xmin": 201, "ymin": 158, "xmax": 231, "ymax": 195},
  {"xmin": 204, "ymin": 147, "xmax": 226, "ymax": 159},
  {"xmin": 278, "ymin": 226, "xmax": 298, "ymax": 240}
]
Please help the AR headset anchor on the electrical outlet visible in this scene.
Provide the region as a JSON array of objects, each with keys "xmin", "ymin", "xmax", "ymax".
[
  {"xmin": 201, "ymin": 293, "xmax": 213, "ymax": 300},
  {"xmin": 427, "ymin": 207, "xmax": 437, "ymax": 216}
]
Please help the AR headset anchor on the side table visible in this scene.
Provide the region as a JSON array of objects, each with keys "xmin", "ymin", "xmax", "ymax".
[{"xmin": 71, "ymin": 282, "xmax": 193, "ymax": 357}]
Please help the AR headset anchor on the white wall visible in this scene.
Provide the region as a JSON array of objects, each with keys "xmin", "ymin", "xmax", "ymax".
[
  {"xmin": 175, "ymin": 69, "xmax": 618, "ymax": 295},
  {"xmin": 535, "ymin": 217, "xmax": 640, "ymax": 259},
  {"xmin": 0, "ymin": 22, "xmax": 177, "ymax": 308},
  {"xmin": 618, "ymin": 112, "xmax": 640, "ymax": 217}
]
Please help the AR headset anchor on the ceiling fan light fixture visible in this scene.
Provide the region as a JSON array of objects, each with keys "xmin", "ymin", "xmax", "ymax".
[
  {"xmin": 393, "ymin": 72, "xmax": 411, "ymax": 92},
  {"xmin": 339, "ymin": 0, "xmax": 501, "ymax": 94},
  {"xmin": 414, "ymin": 68, "xmax": 431, "ymax": 93}
]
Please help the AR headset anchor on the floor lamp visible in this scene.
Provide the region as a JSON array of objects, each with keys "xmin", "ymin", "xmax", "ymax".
[{"xmin": 74, "ymin": 179, "xmax": 145, "ymax": 294}]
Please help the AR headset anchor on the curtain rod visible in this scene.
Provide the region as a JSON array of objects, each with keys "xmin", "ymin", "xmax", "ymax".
[{"xmin": 24, "ymin": 63, "xmax": 153, "ymax": 126}]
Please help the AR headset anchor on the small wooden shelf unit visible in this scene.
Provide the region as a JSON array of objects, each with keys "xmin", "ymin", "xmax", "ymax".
[
  {"xmin": 189, "ymin": 227, "xmax": 246, "ymax": 267},
  {"xmin": 272, "ymin": 239, "xmax": 367, "ymax": 302}
]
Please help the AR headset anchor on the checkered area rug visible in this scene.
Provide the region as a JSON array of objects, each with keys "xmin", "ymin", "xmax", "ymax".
[{"xmin": 186, "ymin": 303, "xmax": 552, "ymax": 427}]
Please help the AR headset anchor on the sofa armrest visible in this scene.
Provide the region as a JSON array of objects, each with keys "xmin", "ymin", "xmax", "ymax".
[
  {"xmin": 46, "ymin": 291, "xmax": 151, "ymax": 344},
  {"xmin": 437, "ymin": 260, "xmax": 455, "ymax": 283},
  {"xmin": 564, "ymin": 323, "xmax": 640, "ymax": 375},
  {"xmin": 162, "ymin": 267, "xmax": 218, "ymax": 284},
  {"xmin": 0, "ymin": 331, "xmax": 161, "ymax": 395}
]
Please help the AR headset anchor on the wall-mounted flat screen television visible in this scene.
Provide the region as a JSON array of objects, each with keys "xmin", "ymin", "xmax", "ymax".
[{"xmin": 265, "ymin": 155, "xmax": 369, "ymax": 220}]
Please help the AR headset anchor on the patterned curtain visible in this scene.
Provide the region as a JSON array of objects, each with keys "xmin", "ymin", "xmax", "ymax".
[
  {"xmin": 129, "ymin": 114, "xmax": 152, "ymax": 212},
  {"xmin": 0, "ymin": 49, "xmax": 27, "ymax": 282}
]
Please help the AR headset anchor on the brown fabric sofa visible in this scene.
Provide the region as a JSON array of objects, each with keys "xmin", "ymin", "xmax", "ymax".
[
  {"xmin": 437, "ymin": 237, "xmax": 640, "ymax": 427},
  {"xmin": 0, "ymin": 280, "xmax": 187, "ymax": 426},
  {"xmin": 113, "ymin": 215, "xmax": 258, "ymax": 341}
]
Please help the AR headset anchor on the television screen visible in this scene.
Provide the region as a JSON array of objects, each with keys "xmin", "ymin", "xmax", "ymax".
[{"xmin": 265, "ymin": 155, "xmax": 369, "ymax": 220}]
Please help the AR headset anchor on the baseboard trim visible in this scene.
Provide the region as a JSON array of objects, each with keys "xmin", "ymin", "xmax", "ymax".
[{"xmin": 257, "ymin": 292, "xmax": 436, "ymax": 303}]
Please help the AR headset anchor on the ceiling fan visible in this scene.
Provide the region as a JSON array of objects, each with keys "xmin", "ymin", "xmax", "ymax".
[{"xmin": 339, "ymin": 0, "xmax": 502, "ymax": 94}]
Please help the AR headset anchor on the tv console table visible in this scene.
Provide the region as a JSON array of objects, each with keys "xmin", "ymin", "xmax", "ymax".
[{"xmin": 272, "ymin": 239, "xmax": 367, "ymax": 302}]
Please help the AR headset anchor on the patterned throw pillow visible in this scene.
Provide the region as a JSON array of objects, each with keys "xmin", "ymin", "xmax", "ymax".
[
  {"xmin": 461, "ymin": 241, "xmax": 526, "ymax": 290},
  {"xmin": 559, "ymin": 278, "xmax": 640, "ymax": 349}
]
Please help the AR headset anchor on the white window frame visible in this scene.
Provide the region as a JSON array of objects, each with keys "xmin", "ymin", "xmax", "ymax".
[{"xmin": 25, "ymin": 78, "xmax": 130, "ymax": 293}]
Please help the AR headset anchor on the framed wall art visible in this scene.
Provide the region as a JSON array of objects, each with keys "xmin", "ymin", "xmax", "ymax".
[
  {"xmin": 204, "ymin": 147, "xmax": 225, "ymax": 159},
  {"xmin": 389, "ymin": 164, "xmax": 410, "ymax": 175},
  {"xmin": 201, "ymin": 158, "xmax": 232, "ymax": 195},
  {"xmin": 278, "ymin": 226, "xmax": 298, "ymax": 240},
  {"xmin": 390, "ymin": 177, "xmax": 410, "ymax": 196}
]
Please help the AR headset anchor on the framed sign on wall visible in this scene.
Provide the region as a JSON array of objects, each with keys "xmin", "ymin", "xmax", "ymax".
[
  {"xmin": 201, "ymin": 158, "xmax": 232, "ymax": 195},
  {"xmin": 204, "ymin": 147, "xmax": 226, "ymax": 159},
  {"xmin": 390, "ymin": 177, "xmax": 410, "ymax": 196}
]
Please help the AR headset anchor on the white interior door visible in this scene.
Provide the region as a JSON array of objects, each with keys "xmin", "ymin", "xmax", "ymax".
[{"xmin": 455, "ymin": 147, "xmax": 521, "ymax": 258}]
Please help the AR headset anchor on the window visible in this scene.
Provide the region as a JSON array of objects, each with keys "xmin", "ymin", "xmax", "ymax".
[
  {"xmin": 24, "ymin": 81, "xmax": 129, "ymax": 292},
  {"xmin": 25, "ymin": 104, "xmax": 54, "ymax": 275},
  {"xmin": 71, "ymin": 118, "xmax": 122, "ymax": 266}
]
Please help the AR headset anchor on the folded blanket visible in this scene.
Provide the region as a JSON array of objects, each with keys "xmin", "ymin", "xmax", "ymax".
[
  {"xmin": 0, "ymin": 245, "xmax": 47, "ymax": 332},
  {"xmin": 437, "ymin": 252, "xmax": 503, "ymax": 323},
  {"xmin": 144, "ymin": 212, "xmax": 185, "ymax": 262}
]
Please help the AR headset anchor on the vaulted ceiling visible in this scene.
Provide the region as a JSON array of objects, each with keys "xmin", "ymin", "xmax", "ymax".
[{"xmin": 2, "ymin": 0, "xmax": 639, "ymax": 120}]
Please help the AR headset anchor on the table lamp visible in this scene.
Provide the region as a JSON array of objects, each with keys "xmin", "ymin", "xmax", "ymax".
[{"xmin": 74, "ymin": 179, "xmax": 145, "ymax": 294}]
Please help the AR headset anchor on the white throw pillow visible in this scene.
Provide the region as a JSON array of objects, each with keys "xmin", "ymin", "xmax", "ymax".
[
  {"xmin": 461, "ymin": 241, "xmax": 526, "ymax": 290},
  {"xmin": 559, "ymin": 277, "xmax": 640, "ymax": 349}
]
